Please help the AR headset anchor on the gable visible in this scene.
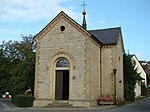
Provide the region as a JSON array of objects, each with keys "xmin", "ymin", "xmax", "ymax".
[
  {"xmin": 34, "ymin": 11, "xmax": 91, "ymax": 41},
  {"xmin": 117, "ymin": 32, "xmax": 125, "ymax": 54}
]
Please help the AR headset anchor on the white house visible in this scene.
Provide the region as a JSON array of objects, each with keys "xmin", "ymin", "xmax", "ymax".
[{"xmin": 131, "ymin": 55, "xmax": 147, "ymax": 97}]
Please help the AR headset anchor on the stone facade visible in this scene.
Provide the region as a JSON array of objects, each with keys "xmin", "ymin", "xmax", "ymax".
[{"xmin": 33, "ymin": 11, "xmax": 124, "ymax": 107}]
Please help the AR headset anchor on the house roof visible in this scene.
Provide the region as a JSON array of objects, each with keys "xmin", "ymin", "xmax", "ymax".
[{"xmin": 89, "ymin": 27, "xmax": 121, "ymax": 45}]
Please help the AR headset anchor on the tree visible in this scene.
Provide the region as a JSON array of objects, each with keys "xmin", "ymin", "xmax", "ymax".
[
  {"xmin": 0, "ymin": 45, "xmax": 11, "ymax": 95},
  {"xmin": 124, "ymin": 53, "xmax": 142, "ymax": 101},
  {"xmin": 0, "ymin": 35, "xmax": 35, "ymax": 95}
]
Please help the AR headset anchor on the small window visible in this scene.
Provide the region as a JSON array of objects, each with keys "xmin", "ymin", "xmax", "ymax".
[
  {"xmin": 60, "ymin": 26, "xmax": 65, "ymax": 31},
  {"xmin": 56, "ymin": 59, "xmax": 69, "ymax": 67}
]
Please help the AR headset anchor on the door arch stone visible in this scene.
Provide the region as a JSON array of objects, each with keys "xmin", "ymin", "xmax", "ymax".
[{"xmin": 48, "ymin": 51, "xmax": 76, "ymax": 100}]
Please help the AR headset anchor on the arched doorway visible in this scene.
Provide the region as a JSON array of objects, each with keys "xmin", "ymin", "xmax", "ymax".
[{"xmin": 55, "ymin": 58, "xmax": 70, "ymax": 100}]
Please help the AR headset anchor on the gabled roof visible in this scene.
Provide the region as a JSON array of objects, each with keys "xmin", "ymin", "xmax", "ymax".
[
  {"xmin": 89, "ymin": 27, "xmax": 121, "ymax": 45},
  {"xmin": 34, "ymin": 11, "xmax": 92, "ymax": 41},
  {"xmin": 131, "ymin": 54, "xmax": 147, "ymax": 81}
]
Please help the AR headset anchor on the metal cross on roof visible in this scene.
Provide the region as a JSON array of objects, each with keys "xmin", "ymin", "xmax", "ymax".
[{"xmin": 81, "ymin": 1, "xmax": 87, "ymax": 11}]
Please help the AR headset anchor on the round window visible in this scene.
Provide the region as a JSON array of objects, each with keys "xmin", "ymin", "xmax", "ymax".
[{"xmin": 60, "ymin": 26, "xmax": 65, "ymax": 31}]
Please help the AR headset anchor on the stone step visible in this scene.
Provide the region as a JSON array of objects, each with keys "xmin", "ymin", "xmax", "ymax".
[{"xmin": 46, "ymin": 101, "xmax": 72, "ymax": 108}]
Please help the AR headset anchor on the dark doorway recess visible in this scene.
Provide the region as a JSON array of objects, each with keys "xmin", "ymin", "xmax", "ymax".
[{"xmin": 55, "ymin": 70, "xmax": 69, "ymax": 100}]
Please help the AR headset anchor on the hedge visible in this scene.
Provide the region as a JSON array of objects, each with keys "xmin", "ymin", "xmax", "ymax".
[
  {"xmin": 141, "ymin": 84, "xmax": 148, "ymax": 96},
  {"xmin": 12, "ymin": 95, "xmax": 35, "ymax": 107}
]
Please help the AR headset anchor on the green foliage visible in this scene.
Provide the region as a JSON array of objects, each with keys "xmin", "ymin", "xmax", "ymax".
[
  {"xmin": 12, "ymin": 95, "xmax": 35, "ymax": 107},
  {"xmin": 124, "ymin": 53, "xmax": 142, "ymax": 101},
  {"xmin": 141, "ymin": 83, "xmax": 147, "ymax": 96},
  {"xmin": 0, "ymin": 35, "xmax": 35, "ymax": 95}
]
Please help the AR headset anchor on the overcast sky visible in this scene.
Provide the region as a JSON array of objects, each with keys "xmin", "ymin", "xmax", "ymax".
[{"xmin": 0, "ymin": 0, "xmax": 150, "ymax": 60}]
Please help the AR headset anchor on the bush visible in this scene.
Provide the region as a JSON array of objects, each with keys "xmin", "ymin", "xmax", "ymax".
[
  {"xmin": 124, "ymin": 54, "xmax": 142, "ymax": 101},
  {"xmin": 141, "ymin": 84, "xmax": 147, "ymax": 96},
  {"xmin": 124, "ymin": 84, "xmax": 135, "ymax": 101},
  {"xmin": 12, "ymin": 95, "xmax": 35, "ymax": 107}
]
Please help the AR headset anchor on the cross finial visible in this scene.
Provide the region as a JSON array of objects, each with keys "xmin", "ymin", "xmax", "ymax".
[
  {"xmin": 81, "ymin": 1, "xmax": 87, "ymax": 11},
  {"xmin": 81, "ymin": 1, "xmax": 87, "ymax": 29}
]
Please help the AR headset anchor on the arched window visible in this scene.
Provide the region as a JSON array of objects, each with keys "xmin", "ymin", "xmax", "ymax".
[{"xmin": 56, "ymin": 58, "xmax": 70, "ymax": 67}]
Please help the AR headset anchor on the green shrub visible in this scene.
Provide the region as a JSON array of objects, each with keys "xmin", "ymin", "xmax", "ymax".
[
  {"xmin": 141, "ymin": 84, "xmax": 147, "ymax": 96},
  {"xmin": 124, "ymin": 54, "xmax": 142, "ymax": 101},
  {"xmin": 12, "ymin": 95, "xmax": 35, "ymax": 107}
]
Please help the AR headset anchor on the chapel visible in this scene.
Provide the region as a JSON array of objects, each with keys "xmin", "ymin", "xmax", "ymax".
[{"xmin": 33, "ymin": 10, "xmax": 124, "ymax": 107}]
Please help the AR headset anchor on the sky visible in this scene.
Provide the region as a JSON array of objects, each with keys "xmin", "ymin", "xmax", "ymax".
[{"xmin": 0, "ymin": 0, "xmax": 150, "ymax": 60}]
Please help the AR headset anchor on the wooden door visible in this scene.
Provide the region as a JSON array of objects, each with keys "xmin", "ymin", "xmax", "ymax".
[{"xmin": 55, "ymin": 70, "xmax": 69, "ymax": 100}]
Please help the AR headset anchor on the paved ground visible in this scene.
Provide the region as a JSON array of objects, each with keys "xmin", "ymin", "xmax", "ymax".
[
  {"xmin": 0, "ymin": 99, "xmax": 116, "ymax": 112},
  {"xmin": 0, "ymin": 99, "xmax": 18, "ymax": 112},
  {"xmin": 101, "ymin": 97, "xmax": 150, "ymax": 112},
  {"xmin": 0, "ymin": 97, "xmax": 150, "ymax": 112}
]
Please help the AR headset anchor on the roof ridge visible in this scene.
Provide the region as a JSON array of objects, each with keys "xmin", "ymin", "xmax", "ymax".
[{"xmin": 89, "ymin": 27, "xmax": 121, "ymax": 31}]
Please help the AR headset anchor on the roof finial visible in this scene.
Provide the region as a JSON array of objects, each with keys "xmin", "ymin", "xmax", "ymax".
[
  {"xmin": 82, "ymin": 1, "xmax": 87, "ymax": 12},
  {"xmin": 81, "ymin": 1, "xmax": 87, "ymax": 29}
]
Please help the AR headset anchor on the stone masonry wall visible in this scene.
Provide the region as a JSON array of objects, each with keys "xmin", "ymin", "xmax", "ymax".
[
  {"xmin": 35, "ymin": 18, "xmax": 88, "ymax": 102},
  {"xmin": 115, "ymin": 36, "xmax": 124, "ymax": 101},
  {"xmin": 101, "ymin": 47, "xmax": 114, "ymax": 97},
  {"xmin": 101, "ymin": 36, "xmax": 124, "ymax": 102},
  {"xmin": 86, "ymin": 39, "xmax": 100, "ymax": 103}
]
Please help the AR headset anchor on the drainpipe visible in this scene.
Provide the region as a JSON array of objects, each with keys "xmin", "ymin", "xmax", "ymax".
[
  {"xmin": 113, "ymin": 68, "xmax": 117, "ymax": 104},
  {"xmin": 100, "ymin": 45, "xmax": 102, "ymax": 96}
]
